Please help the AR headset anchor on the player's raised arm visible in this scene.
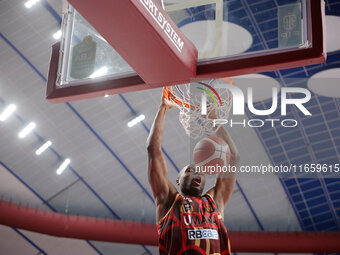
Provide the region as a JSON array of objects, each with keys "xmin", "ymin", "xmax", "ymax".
[
  {"xmin": 146, "ymin": 96, "xmax": 177, "ymax": 221},
  {"xmin": 207, "ymin": 111, "xmax": 240, "ymax": 214},
  {"xmin": 214, "ymin": 126, "xmax": 239, "ymax": 210}
]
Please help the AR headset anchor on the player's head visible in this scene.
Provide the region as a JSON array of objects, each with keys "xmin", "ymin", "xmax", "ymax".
[{"xmin": 176, "ymin": 164, "xmax": 206, "ymax": 197}]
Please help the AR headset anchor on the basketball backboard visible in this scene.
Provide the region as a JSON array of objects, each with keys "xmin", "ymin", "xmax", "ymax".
[{"xmin": 46, "ymin": 0, "xmax": 326, "ymax": 103}]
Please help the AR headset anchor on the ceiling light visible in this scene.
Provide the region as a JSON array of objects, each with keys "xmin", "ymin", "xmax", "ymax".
[
  {"xmin": 325, "ymin": 15, "xmax": 340, "ymax": 53},
  {"xmin": 233, "ymin": 74, "xmax": 281, "ymax": 102},
  {"xmin": 35, "ymin": 140, "xmax": 52, "ymax": 155},
  {"xmin": 0, "ymin": 104, "xmax": 16, "ymax": 121},
  {"xmin": 180, "ymin": 20, "xmax": 252, "ymax": 59},
  {"xmin": 25, "ymin": 0, "xmax": 40, "ymax": 9},
  {"xmin": 308, "ymin": 68, "xmax": 340, "ymax": 98},
  {"xmin": 128, "ymin": 114, "xmax": 145, "ymax": 127},
  {"xmin": 53, "ymin": 30, "xmax": 62, "ymax": 40},
  {"xmin": 89, "ymin": 66, "xmax": 108, "ymax": 78},
  {"xmin": 56, "ymin": 158, "xmax": 71, "ymax": 175},
  {"xmin": 18, "ymin": 122, "xmax": 36, "ymax": 138}
]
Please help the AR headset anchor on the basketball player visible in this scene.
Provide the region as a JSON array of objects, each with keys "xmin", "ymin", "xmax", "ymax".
[{"xmin": 146, "ymin": 95, "xmax": 240, "ymax": 255}]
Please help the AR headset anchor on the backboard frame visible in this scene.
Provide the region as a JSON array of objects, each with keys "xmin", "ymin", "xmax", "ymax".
[{"xmin": 46, "ymin": 0, "xmax": 326, "ymax": 103}]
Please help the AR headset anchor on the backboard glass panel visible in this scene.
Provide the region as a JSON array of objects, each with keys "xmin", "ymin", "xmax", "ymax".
[
  {"xmin": 166, "ymin": 0, "xmax": 306, "ymax": 60},
  {"xmin": 57, "ymin": 7, "xmax": 134, "ymax": 88},
  {"xmin": 46, "ymin": 0, "xmax": 326, "ymax": 103}
]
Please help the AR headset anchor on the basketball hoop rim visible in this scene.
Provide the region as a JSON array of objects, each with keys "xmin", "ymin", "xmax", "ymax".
[{"xmin": 162, "ymin": 78, "xmax": 235, "ymax": 110}]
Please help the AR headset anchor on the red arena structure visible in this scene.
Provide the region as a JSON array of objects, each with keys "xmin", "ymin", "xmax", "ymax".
[{"xmin": 1, "ymin": 0, "xmax": 340, "ymax": 254}]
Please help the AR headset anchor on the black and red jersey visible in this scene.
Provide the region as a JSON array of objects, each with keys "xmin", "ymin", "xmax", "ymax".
[{"xmin": 157, "ymin": 193, "xmax": 231, "ymax": 255}]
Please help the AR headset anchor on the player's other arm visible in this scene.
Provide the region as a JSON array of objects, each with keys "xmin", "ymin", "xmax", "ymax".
[
  {"xmin": 208, "ymin": 126, "xmax": 240, "ymax": 214},
  {"xmin": 146, "ymin": 98, "xmax": 177, "ymax": 221}
]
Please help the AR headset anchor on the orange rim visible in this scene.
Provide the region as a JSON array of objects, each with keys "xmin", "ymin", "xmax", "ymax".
[
  {"xmin": 163, "ymin": 87, "xmax": 195, "ymax": 109},
  {"xmin": 162, "ymin": 78, "xmax": 235, "ymax": 110}
]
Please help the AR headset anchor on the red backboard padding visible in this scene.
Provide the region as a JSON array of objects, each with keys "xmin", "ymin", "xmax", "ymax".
[{"xmin": 67, "ymin": 0, "xmax": 198, "ymax": 86}]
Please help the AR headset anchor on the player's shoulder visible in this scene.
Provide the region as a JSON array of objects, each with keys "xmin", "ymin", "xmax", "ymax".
[
  {"xmin": 205, "ymin": 187, "xmax": 216, "ymax": 198},
  {"xmin": 203, "ymin": 192, "xmax": 215, "ymax": 202},
  {"xmin": 158, "ymin": 192, "xmax": 181, "ymax": 224}
]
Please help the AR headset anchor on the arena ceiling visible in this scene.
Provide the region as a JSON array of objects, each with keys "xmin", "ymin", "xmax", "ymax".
[{"xmin": 1, "ymin": 0, "xmax": 340, "ymax": 254}]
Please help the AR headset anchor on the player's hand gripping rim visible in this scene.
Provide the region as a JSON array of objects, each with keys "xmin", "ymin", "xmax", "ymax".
[{"xmin": 162, "ymin": 89, "xmax": 177, "ymax": 109}]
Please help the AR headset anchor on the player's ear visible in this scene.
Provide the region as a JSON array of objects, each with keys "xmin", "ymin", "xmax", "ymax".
[{"xmin": 176, "ymin": 178, "xmax": 180, "ymax": 186}]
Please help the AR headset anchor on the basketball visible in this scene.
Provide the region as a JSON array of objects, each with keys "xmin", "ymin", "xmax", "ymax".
[{"xmin": 193, "ymin": 136, "xmax": 231, "ymax": 175}]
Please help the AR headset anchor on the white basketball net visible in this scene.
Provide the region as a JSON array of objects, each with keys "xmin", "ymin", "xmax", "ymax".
[{"xmin": 164, "ymin": 78, "xmax": 234, "ymax": 139}]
